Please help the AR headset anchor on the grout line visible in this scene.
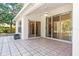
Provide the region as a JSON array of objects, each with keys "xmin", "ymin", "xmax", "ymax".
[
  {"xmin": 0, "ymin": 36, "xmax": 72, "ymax": 56},
  {"xmin": 25, "ymin": 44, "xmax": 41, "ymax": 55},
  {"xmin": 17, "ymin": 40, "xmax": 33, "ymax": 56},
  {"xmin": 13, "ymin": 40, "xmax": 23, "ymax": 56},
  {"xmin": 0, "ymin": 37, "xmax": 4, "ymax": 56},
  {"xmin": 7, "ymin": 37, "xmax": 12, "ymax": 56},
  {"xmin": 20, "ymin": 40, "xmax": 45, "ymax": 56}
]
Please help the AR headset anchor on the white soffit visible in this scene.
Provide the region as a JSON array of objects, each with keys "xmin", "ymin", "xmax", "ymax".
[
  {"xmin": 28, "ymin": 3, "xmax": 72, "ymax": 16},
  {"xmin": 13, "ymin": 3, "xmax": 72, "ymax": 21},
  {"xmin": 13, "ymin": 3, "xmax": 44, "ymax": 21}
]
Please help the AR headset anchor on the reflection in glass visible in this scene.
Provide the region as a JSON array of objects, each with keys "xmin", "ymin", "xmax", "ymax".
[
  {"xmin": 61, "ymin": 13, "xmax": 72, "ymax": 41},
  {"xmin": 29, "ymin": 21, "xmax": 41, "ymax": 37},
  {"xmin": 46, "ymin": 12, "xmax": 72, "ymax": 41},
  {"xmin": 46, "ymin": 17, "xmax": 51, "ymax": 37}
]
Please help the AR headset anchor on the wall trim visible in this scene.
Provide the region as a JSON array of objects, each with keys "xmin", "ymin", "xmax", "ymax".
[{"xmin": 40, "ymin": 36, "xmax": 72, "ymax": 44}]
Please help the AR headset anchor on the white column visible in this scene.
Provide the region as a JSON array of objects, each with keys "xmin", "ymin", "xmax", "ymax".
[
  {"xmin": 41, "ymin": 16, "xmax": 46, "ymax": 37},
  {"xmin": 21, "ymin": 16, "xmax": 28, "ymax": 39},
  {"xmin": 16, "ymin": 20, "xmax": 19, "ymax": 34},
  {"xmin": 73, "ymin": 3, "xmax": 79, "ymax": 56}
]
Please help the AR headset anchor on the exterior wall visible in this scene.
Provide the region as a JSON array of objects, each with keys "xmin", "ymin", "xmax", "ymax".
[
  {"xmin": 16, "ymin": 20, "xmax": 19, "ymax": 34},
  {"xmin": 41, "ymin": 4, "xmax": 72, "ymax": 38},
  {"xmin": 21, "ymin": 16, "xmax": 28, "ymax": 39},
  {"xmin": 16, "ymin": 4, "xmax": 72, "ymax": 39},
  {"xmin": 15, "ymin": 19, "xmax": 21, "ymax": 34},
  {"xmin": 41, "ymin": 16, "xmax": 46, "ymax": 37},
  {"xmin": 24, "ymin": 4, "xmax": 72, "ymax": 38},
  {"xmin": 73, "ymin": 3, "xmax": 79, "ymax": 56},
  {"xmin": 27, "ymin": 14, "xmax": 42, "ymax": 21}
]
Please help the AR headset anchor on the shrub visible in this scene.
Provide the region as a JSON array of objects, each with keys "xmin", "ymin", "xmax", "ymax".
[{"xmin": 0, "ymin": 26, "xmax": 16, "ymax": 33}]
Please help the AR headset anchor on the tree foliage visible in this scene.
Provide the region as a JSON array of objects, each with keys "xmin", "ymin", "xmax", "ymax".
[
  {"xmin": 0, "ymin": 3, "xmax": 23, "ymax": 33},
  {"xmin": 0, "ymin": 3, "xmax": 23, "ymax": 24}
]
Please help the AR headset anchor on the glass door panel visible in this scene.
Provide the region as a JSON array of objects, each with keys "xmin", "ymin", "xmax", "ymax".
[
  {"xmin": 53, "ymin": 16, "xmax": 60, "ymax": 39},
  {"xmin": 29, "ymin": 21, "xmax": 35, "ymax": 37},
  {"xmin": 61, "ymin": 13, "xmax": 72, "ymax": 41},
  {"xmin": 48, "ymin": 17, "xmax": 51, "ymax": 37},
  {"xmin": 36, "ymin": 22, "xmax": 41, "ymax": 36},
  {"xmin": 29, "ymin": 21, "xmax": 41, "ymax": 37},
  {"xmin": 46, "ymin": 17, "xmax": 51, "ymax": 37}
]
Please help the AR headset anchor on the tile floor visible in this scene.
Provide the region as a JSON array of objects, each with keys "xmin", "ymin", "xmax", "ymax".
[{"xmin": 0, "ymin": 36, "xmax": 72, "ymax": 56}]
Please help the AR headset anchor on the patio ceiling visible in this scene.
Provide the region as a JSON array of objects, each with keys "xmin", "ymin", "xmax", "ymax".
[
  {"xmin": 13, "ymin": 3, "xmax": 72, "ymax": 21},
  {"xmin": 27, "ymin": 3, "xmax": 72, "ymax": 20},
  {"xmin": 13, "ymin": 3, "xmax": 44, "ymax": 21},
  {"xmin": 28, "ymin": 3, "xmax": 69, "ymax": 15}
]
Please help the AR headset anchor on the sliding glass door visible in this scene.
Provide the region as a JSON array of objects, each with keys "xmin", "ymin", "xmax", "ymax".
[
  {"xmin": 29, "ymin": 21, "xmax": 41, "ymax": 37},
  {"xmin": 46, "ymin": 12, "xmax": 72, "ymax": 41}
]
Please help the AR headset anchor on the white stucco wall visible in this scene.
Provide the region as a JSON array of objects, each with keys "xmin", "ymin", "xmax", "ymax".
[
  {"xmin": 26, "ymin": 15, "xmax": 41, "ymax": 21},
  {"xmin": 21, "ymin": 16, "xmax": 28, "ymax": 39},
  {"xmin": 41, "ymin": 16, "xmax": 46, "ymax": 37},
  {"xmin": 15, "ymin": 19, "xmax": 21, "ymax": 34},
  {"xmin": 73, "ymin": 3, "xmax": 79, "ymax": 56}
]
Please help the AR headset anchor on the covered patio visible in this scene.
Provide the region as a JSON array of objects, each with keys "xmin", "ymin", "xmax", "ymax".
[
  {"xmin": 14, "ymin": 3, "xmax": 72, "ymax": 41},
  {"xmin": 0, "ymin": 36, "xmax": 72, "ymax": 56},
  {"xmin": 8, "ymin": 3, "xmax": 72, "ymax": 56}
]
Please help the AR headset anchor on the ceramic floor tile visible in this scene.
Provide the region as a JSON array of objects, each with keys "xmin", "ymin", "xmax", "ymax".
[{"xmin": 0, "ymin": 36, "xmax": 72, "ymax": 56}]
